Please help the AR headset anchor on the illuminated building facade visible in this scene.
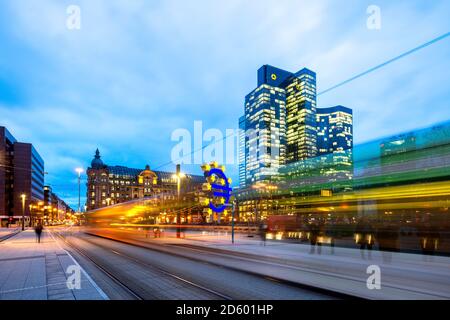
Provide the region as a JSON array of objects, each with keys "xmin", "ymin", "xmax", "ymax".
[
  {"xmin": 243, "ymin": 69, "xmax": 286, "ymax": 186},
  {"xmin": 43, "ymin": 185, "xmax": 74, "ymax": 224},
  {"xmin": 240, "ymin": 65, "xmax": 317, "ymax": 187},
  {"xmin": 237, "ymin": 66, "xmax": 353, "ymax": 220},
  {"xmin": 0, "ymin": 126, "xmax": 45, "ymax": 226},
  {"xmin": 316, "ymin": 106, "xmax": 353, "ymax": 184},
  {"xmin": 317, "ymin": 106, "xmax": 353, "ymax": 155},
  {"xmin": 238, "ymin": 115, "xmax": 246, "ymax": 188},
  {"xmin": 284, "ymin": 68, "xmax": 318, "ymax": 163},
  {"xmin": 86, "ymin": 149, "xmax": 204, "ymax": 210}
]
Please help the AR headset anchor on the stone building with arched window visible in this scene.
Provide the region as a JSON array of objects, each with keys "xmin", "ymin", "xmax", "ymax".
[{"xmin": 86, "ymin": 149, "xmax": 204, "ymax": 210}]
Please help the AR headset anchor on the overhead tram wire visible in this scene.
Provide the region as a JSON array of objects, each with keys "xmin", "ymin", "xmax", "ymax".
[
  {"xmin": 152, "ymin": 31, "xmax": 450, "ymax": 171},
  {"xmin": 318, "ymin": 31, "xmax": 450, "ymax": 96},
  {"xmin": 152, "ymin": 131, "xmax": 238, "ymax": 171}
]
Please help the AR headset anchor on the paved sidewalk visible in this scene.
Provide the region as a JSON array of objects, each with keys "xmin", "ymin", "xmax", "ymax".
[
  {"xmin": 0, "ymin": 230, "xmax": 107, "ymax": 300},
  {"xmin": 0, "ymin": 228, "xmax": 20, "ymax": 241}
]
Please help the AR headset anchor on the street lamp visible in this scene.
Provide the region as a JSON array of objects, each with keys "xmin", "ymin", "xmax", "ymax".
[
  {"xmin": 172, "ymin": 164, "xmax": 186, "ymax": 238},
  {"xmin": 75, "ymin": 168, "xmax": 84, "ymax": 213},
  {"xmin": 20, "ymin": 194, "xmax": 26, "ymax": 231}
]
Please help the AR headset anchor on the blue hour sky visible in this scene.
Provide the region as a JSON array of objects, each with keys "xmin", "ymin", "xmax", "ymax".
[{"xmin": 1, "ymin": 0, "xmax": 450, "ymax": 208}]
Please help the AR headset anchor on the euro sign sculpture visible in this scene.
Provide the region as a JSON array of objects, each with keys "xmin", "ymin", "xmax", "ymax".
[{"xmin": 207, "ymin": 168, "xmax": 232, "ymax": 213}]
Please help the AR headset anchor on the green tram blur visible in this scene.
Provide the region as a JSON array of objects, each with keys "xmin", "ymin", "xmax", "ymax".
[{"xmin": 237, "ymin": 121, "xmax": 450, "ymax": 255}]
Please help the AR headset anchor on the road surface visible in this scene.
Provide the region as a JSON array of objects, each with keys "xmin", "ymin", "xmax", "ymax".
[{"xmin": 53, "ymin": 228, "xmax": 339, "ymax": 300}]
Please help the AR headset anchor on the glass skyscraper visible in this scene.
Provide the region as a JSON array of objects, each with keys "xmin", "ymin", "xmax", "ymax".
[
  {"xmin": 316, "ymin": 106, "xmax": 353, "ymax": 185},
  {"xmin": 239, "ymin": 65, "xmax": 353, "ymax": 189},
  {"xmin": 244, "ymin": 82, "xmax": 286, "ymax": 186},
  {"xmin": 240, "ymin": 65, "xmax": 317, "ymax": 186},
  {"xmin": 284, "ymin": 68, "xmax": 318, "ymax": 163},
  {"xmin": 317, "ymin": 105, "xmax": 353, "ymax": 156},
  {"xmin": 238, "ymin": 115, "xmax": 246, "ymax": 188}
]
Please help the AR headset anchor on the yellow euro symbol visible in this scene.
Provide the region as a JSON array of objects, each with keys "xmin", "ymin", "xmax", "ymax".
[{"xmin": 271, "ymin": 73, "xmax": 277, "ymax": 81}]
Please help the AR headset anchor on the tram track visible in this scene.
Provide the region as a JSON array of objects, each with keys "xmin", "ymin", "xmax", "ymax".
[
  {"xmin": 82, "ymin": 231, "xmax": 357, "ymax": 300},
  {"xmin": 54, "ymin": 230, "xmax": 232, "ymax": 300},
  {"xmin": 53, "ymin": 231, "xmax": 145, "ymax": 300}
]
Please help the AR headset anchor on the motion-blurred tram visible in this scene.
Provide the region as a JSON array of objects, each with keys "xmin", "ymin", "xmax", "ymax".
[
  {"xmin": 244, "ymin": 121, "xmax": 450, "ymax": 255},
  {"xmin": 85, "ymin": 121, "xmax": 450, "ymax": 255}
]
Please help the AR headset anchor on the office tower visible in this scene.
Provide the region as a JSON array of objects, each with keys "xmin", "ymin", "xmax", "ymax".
[
  {"xmin": 0, "ymin": 127, "xmax": 16, "ymax": 224},
  {"xmin": 285, "ymin": 68, "xmax": 318, "ymax": 163},
  {"xmin": 317, "ymin": 106, "xmax": 353, "ymax": 155},
  {"xmin": 243, "ymin": 65, "xmax": 287, "ymax": 186},
  {"xmin": 238, "ymin": 115, "xmax": 246, "ymax": 188},
  {"xmin": 241, "ymin": 65, "xmax": 318, "ymax": 186},
  {"xmin": 0, "ymin": 126, "xmax": 45, "ymax": 226},
  {"xmin": 316, "ymin": 106, "xmax": 353, "ymax": 184}
]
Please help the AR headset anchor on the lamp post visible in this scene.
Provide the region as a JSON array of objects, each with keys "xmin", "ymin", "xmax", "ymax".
[
  {"xmin": 75, "ymin": 168, "xmax": 84, "ymax": 213},
  {"xmin": 172, "ymin": 164, "xmax": 185, "ymax": 239},
  {"xmin": 231, "ymin": 200, "xmax": 237, "ymax": 244},
  {"xmin": 20, "ymin": 194, "xmax": 26, "ymax": 231}
]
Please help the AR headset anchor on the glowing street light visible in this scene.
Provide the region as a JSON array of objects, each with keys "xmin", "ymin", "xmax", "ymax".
[
  {"xmin": 172, "ymin": 164, "xmax": 186, "ymax": 238},
  {"xmin": 75, "ymin": 168, "xmax": 84, "ymax": 213},
  {"xmin": 20, "ymin": 194, "xmax": 26, "ymax": 231}
]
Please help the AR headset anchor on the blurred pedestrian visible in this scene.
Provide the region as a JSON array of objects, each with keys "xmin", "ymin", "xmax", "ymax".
[
  {"xmin": 355, "ymin": 217, "xmax": 374, "ymax": 260},
  {"xmin": 259, "ymin": 223, "xmax": 268, "ymax": 246},
  {"xmin": 309, "ymin": 220, "xmax": 322, "ymax": 254},
  {"xmin": 325, "ymin": 220, "xmax": 337, "ymax": 254},
  {"xmin": 35, "ymin": 223, "xmax": 43, "ymax": 243}
]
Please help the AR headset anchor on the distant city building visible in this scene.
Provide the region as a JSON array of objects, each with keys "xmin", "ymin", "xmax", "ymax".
[
  {"xmin": 238, "ymin": 115, "xmax": 247, "ymax": 188},
  {"xmin": 316, "ymin": 106, "xmax": 353, "ymax": 184},
  {"xmin": 380, "ymin": 133, "xmax": 416, "ymax": 157},
  {"xmin": 317, "ymin": 106, "xmax": 353, "ymax": 155},
  {"xmin": 0, "ymin": 126, "xmax": 45, "ymax": 226},
  {"xmin": 86, "ymin": 149, "xmax": 204, "ymax": 210},
  {"xmin": 44, "ymin": 185, "xmax": 74, "ymax": 224}
]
